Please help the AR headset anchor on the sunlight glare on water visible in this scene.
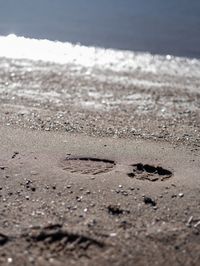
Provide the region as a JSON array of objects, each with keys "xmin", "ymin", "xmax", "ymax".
[{"xmin": 0, "ymin": 34, "xmax": 200, "ymax": 78}]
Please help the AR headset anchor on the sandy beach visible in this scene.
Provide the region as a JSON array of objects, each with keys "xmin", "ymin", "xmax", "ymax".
[
  {"xmin": 0, "ymin": 41, "xmax": 200, "ymax": 265},
  {"xmin": 0, "ymin": 126, "xmax": 200, "ymax": 266}
]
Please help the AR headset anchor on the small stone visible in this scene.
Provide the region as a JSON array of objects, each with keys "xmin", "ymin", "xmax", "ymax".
[
  {"xmin": 110, "ymin": 233, "xmax": 117, "ymax": 237},
  {"xmin": 30, "ymin": 171, "xmax": 38, "ymax": 175},
  {"xmin": 194, "ymin": 221, "xmax": 200, "ymax": 228},
  {"xmin": 49, "ymin": 258, "xmax": 55, "ymax": 264},
  {"xmin": 29, "ymin": 257, "xmax": 35, "ymax": 263},
  {"xmin": 8, "ymin": 258, "xmax": 13, "ymax": 263},
  {"xmin": 186, "ymin": 216, "xmax": 193, "ymax": 227},
  {"xmin": 121, "ymin": 191, "xmax": 128, "ymax": 196},
  {"xmin": 178, "ymin": 193, "xmax": 184, "ymax": 198},
  {"xmin": 76, "ymin": 196, "xmax": 82, "ymax": 202}
]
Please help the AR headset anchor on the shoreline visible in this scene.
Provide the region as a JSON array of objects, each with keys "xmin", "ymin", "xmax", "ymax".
[{"xmin": 0, "ymin": 54, "xmax": 199, "ymax": 149}]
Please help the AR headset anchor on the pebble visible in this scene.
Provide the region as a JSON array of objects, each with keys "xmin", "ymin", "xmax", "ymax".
[
  {"xmin": 178, "ymin": 193, "xmax": 184, "ymax": 198},
  {"xmin": 29, "ymin": 257, "xmax": 35, "ymax": 263},
  {"xmin": 76, "ymin": 196, "xmax": 82, "ymax": 202},
  {"xmin": 121, "ymin": 191, "xmax": 128, "ymax": 196},
  {"xmin": 7, "ymin": 258, "xmax": 13, "ymax": 263},
  {"xmin": 186, "ymin": 216, "xmax": 193, "ymax": 227},
  {"xmin": 194, "ymin": 221, "xmax": 200, "ymax": 228},
  {"xmin": 110, "ymin": 233, "xmax": 117, "ymax": 237},
  {"xmin": 30, "ymin": 171, "xmax": 38, "ymax": 175}
]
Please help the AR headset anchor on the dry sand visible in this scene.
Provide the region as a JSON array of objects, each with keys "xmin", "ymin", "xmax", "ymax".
[
  {"xmin": 0, "ymin": 57, "xmax": 200, "ymax": 265},
  {"xmin": 0, "ymin": 126, "xmax": 199, "ymax": 266}
]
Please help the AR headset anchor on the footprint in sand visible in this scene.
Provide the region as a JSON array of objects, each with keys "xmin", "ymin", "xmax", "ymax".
[
  {"xmin": 61, "ymin": 156, "xmax": 116, "ymax": 175},
  {"xmin": 127, "ymin": 163, "xmax": 172, "ymax": 182},
  {"xmin": 61, "ymin": 155, "xmax": 172, "ymax": 181}
]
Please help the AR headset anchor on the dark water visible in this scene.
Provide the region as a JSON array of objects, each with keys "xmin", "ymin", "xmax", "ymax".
[{"xmin": 0, "ymin": 0, "xmax": 200, "ymax": 58}]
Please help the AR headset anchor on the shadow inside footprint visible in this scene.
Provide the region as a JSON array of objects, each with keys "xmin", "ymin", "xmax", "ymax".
[{"xmin": 128, "ymin": 163, "xmax": 172, "ymax": 182}]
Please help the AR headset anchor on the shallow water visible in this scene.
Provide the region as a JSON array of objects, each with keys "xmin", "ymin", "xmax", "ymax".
[
  {"xmin": 0, "ymin": 2, "xmax": 199, "ymax": 123},
  {"xmin": 0, "ymin": 35, "xmax": 199, "ymax": 119},
  {"xmin": 0, "ymin": 0, "xmax": 200, "ymax": 58},
  {"xmin": 0, "ymin": 35, "xmax": 200, "ymax": 82}
]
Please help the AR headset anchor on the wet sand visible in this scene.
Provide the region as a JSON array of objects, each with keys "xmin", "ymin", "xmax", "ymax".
[{"xmin": 0, "ymin": 55, "xmax": 200, "ymax": 265}]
